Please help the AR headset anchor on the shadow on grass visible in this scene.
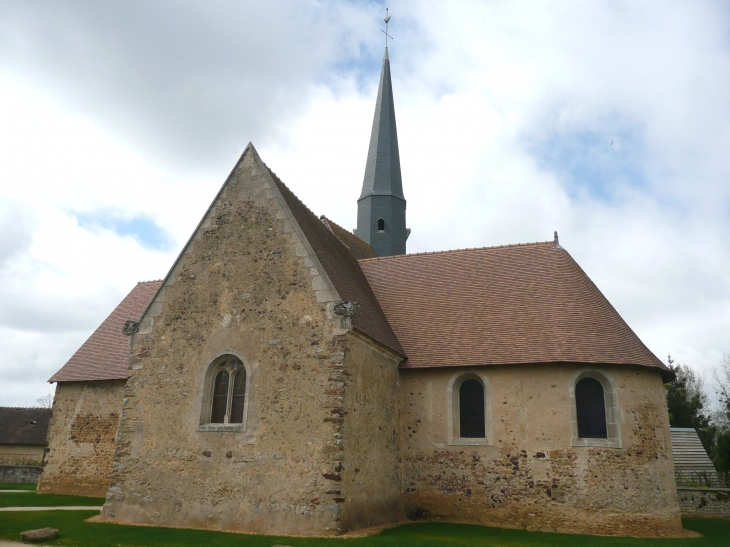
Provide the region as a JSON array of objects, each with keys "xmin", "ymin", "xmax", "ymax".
[
  {"xmin": 0, "ymin": 491, "xmax": 104, "ymax": 508},
  {"xmin": 0, "ymin": 483, "xmax": 36, "ymax": 491},
  {"xmin": 0, "ymin": 511, "xmax": 727, "ymax": 547}
]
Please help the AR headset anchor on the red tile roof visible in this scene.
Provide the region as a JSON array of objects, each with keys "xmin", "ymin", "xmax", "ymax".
[
  {"xmin": 49, "ymin": 281, "xmax": 162, "ymax": 382},
  {"xmin": 359, "ymin": 242, "xmax": 671, "ymax": 380},
  {"xmin": 266, "ymin": 167, "xmax": 404, "ymax": 356},
  {"xmin": 320, "ymin": 216, "xmax": 377, "ymax": 260}
]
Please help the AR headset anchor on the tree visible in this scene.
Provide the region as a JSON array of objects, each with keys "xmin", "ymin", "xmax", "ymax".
[
  {"xmin": 712, "ymin": 352, "xmax": 730, "ymax": 421},
  {"xmin": 713, "ymin": 352, "xmax": 730, "ymax": 473},
  {"xmin": 664, "ymin": 356, "xmax": 716, "ymax": 455},
  {"xmin": 35, "ymin": 394, "xmax": 53, "ymax": 409}
]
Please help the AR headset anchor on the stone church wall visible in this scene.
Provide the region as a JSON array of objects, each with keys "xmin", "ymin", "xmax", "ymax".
[
  {"xmin": 100, "ymin": 151, "xmax": 353, "ymax": 535},
  {"xmin": 38, "ymin": 380, "xmax": 125, "ymax": 497},
  {"xmin": 400, "ymin": 363, "xmax": 683, "ymax": 537},
  {"xmin": 337, "ymin": 331, "xmax": 402, "ymax": 532}
]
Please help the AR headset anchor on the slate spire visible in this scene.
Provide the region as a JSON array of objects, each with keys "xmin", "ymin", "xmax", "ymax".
[{"xmin": 356, "ymin": 45, "xmax": 409, "ymax": 257}]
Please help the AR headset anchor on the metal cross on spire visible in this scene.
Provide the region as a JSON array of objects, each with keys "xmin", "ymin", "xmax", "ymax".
[{"xmin": 381, "ymin": 8, "xmax": 393, "ymax": 48}]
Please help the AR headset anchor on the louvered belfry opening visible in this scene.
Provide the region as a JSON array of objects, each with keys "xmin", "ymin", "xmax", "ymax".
[
  {"xmin": 459, "ymin": 379, "xmax": 486, "ymax": 438},
  {"xmin": 576, "ymin": 377, "xmax": 608, "ymax": 438}
]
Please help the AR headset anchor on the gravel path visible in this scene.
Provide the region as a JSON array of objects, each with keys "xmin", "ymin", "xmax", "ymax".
[{"xmin": 0, "ymin": 506, "xmax": 102, "ymax": 511}]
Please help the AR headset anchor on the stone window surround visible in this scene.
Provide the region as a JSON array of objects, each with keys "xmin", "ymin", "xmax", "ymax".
[
  {"xmin": 447, "ymin": 369, "xmax": 493, "ymax": 446},
  {"xmin": 569, "ymin": 366, "xmax": 622, "ymax": 449},
  {"xmin": 198, "ymin": 350, "xmax": 251, "ymax": 433}
]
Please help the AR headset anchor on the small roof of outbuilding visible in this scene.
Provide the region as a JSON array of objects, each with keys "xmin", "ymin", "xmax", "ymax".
[
  {"xmin": 49, "ymin": 280, "xmax": 162, "ymax": 382},
  {"xmin": 670, "ymin": 428, "xmax": 717, "ymax": 474},
  {"xmin": 0, "ymin": 407, "xmax": 52, "ymax": 446},
  {"xmin": 359, "ymin": 242, "xmax": 671, "ymax": 380}
]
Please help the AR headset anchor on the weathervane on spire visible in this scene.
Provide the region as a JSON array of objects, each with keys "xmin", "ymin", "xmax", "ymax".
[{"xmin": 382, "ymin": 8, "xmax": 393, "ymax": 48}]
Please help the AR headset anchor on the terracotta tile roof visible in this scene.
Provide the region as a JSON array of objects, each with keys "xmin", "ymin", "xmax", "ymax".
[
  {"xmin": 49, "ymin": 281, "xmax": 162, "ymax": 383},
  {"xmin": 319, "ymin": 216, "xmax": 377, "ymax": 260},
  {"xmin": 359, "ymin": 242, "xmax": 671, "ymax": 380},
  {"xmin": 265, "ymin": 167, "xmax": 404, "ymax": 356},
  {"xmin": 0, "ymin": 407, "xmax": 52, "ymax": 445}
]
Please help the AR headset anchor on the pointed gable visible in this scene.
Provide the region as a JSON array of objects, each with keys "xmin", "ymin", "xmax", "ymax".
[
  {"xmin": 359, "ymin": 242, "xmax": 671, "ymax": 380},
  {"xmin": 49, "ymin": 281, "xmax": 161, "ymax": 382},
  {"xmin": 134, "ymin": 143, "xmax": 404, "ymax": 358}
]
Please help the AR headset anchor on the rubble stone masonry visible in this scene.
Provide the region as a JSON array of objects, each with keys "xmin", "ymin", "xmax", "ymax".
[
  {"xmin": 38, "ymin": 380, "xmax": 125, "ymax": 497},
  {"xmin": 678, "ymin": 488, "xmax": 730, "ymax": 518},
  {"xmin": 399, "ymin": 363, "xmax": 684, "ymax": 537},
  {"xmin": 99, "ymin": 149, "xmax": 401, "ymax": 535},
  {"xmin": 338, "ymin": 331, "xmax": 402, "ymax": 531}
]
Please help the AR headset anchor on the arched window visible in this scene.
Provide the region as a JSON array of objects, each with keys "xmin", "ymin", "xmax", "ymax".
[
  {"xmin": 448, "ymin": 371, "xmax": 492, "ymax": 446},
  {"xmin": 377, "ymin": 218, "xmax": 385, "ymax": 231},
  {"xmin": 200, "ymin": 354, "xmax": 249, "ymax": 431},
  {"xmin": 575, "ymin": 377, "xmax": 607, "ymax": 438},
  {"xmin": 459, "ymin": 379, "xmax": 485, "ymax": 438},
  {"xmin": 569, "ymin": 368, "xmax": 621, "ymax": 448}
]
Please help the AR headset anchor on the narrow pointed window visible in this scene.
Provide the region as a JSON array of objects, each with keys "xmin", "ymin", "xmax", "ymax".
[
  {"xmin": 576, "ymin": 377, "xmax": 608, "ymax": 438},
  {"xmin": 210, "ymin": 370, "xmax": 229, "ymax": 424},
  {"xmin": 459, "ymin": 379, "xmax": 485, "ymax": 438},
  {"xmin": 378, "ymin": 218, "xmax": 385, "ymax": 231},
  {"xmin": 201, "ymin": 355, "xmax": 249, "ymax": 430}
]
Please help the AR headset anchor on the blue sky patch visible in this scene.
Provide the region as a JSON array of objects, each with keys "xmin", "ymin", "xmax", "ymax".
[
  {"xmin": 75, "ymin": 212, "xmax": 171, "ymax": 251},
  {"xmin": 525, "ymin": 113, "xmax": 647, "ymax": 203}
]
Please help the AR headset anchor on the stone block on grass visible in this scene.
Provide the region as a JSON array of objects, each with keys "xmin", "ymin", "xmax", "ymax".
[{"xmin": 20, "ymin": 528, "xmax": 58, "ymax": 542}]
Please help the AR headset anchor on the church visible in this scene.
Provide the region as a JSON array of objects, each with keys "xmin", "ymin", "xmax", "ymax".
[{"xmin": 39, "ymin": 42, "xmax": 682, "ymax": 537}]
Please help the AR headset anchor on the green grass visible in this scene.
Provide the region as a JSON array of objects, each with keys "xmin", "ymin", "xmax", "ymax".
[
  {"xmin": 0, "ymin": 491, "xmax": 104, "ymax": 508},
  {"xmin": 0, "ymin": 483, "xmax": 37, "ymax": 490},
  {"xmin": 0, "ymin": 510, "xmax": 728, "ymax": 547}
]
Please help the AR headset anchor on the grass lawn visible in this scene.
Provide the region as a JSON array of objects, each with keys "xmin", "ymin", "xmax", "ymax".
[
  {"xmin": 0, "ymin": 510, "xmax": 728, "ymax": 547},
  {"xmin": 0, "ymin": 483, "xmax": 36, "ymax": 491},
  {"xmin": 0, "ymin": 491, "xmax": 104, "ymax": 508}
]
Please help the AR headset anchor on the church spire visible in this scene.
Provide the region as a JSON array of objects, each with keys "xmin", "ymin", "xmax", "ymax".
[{"xmin": 356, "ymin": 10, "xmax": 409, "ymax": 257}]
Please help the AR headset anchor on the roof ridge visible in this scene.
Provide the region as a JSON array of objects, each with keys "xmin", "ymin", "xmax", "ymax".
[
  {"xmin": 0, "ymin": 406, "xmax": 52, "ymax": 410},
  {"xmin": 358, "ymin": 240, "xmax": 556, "ymax": 262},
  {"xmin": 319, "ymin": 215, "xmax": 346, "ymax": 233},
  {"xmin": 137, "ymin": 280, "xmax": 163, "ymax": 285},
  {"xmin": 265, "ymin": 166, "xmax": 323, "ymax": 225}
]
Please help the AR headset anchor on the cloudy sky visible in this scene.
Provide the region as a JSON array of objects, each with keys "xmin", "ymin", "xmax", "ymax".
[{"xmin": 0, "ymin": 0, "xmax": 728, "ymax": 407}]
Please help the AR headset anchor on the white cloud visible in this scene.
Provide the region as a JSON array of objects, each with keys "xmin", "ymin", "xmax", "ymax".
[{"xmin": 0, "ymin": 0, "xmax": 728, "ymax": 407}]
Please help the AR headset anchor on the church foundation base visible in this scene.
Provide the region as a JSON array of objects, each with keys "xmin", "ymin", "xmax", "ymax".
[
  {"xmin": 404, "ymin": 496, "xmax": 686, "ymax": 537},
  {"xmin": 98, "ymin": 503, "xmax": 343, "ymax": 537}
]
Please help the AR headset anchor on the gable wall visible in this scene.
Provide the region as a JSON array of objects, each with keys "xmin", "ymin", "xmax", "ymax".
[
  {"xmin": 38, "ymin": 380, "xmax": 125, "ymax": 497},
  {"xmin": 100, "ymin": 150, "xmax": 353, "ymax": 536},
  {"xmin": 399, "ymin": 363, "xmax": 683, "ymax": 537}
]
